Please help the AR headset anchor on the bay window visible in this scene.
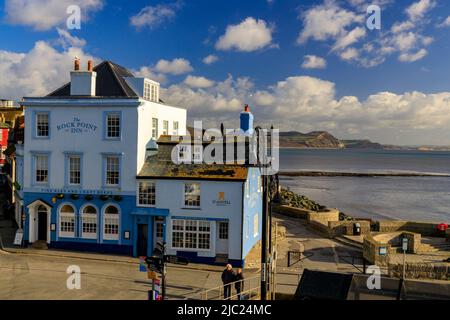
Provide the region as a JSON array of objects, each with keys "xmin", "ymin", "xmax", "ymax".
[{"xmin": 171, "ymin": 219, "xmax": 211, "ymax": 250}]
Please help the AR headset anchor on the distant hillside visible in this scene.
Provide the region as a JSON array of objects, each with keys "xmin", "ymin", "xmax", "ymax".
[
  {"xmin": 341, "ymin": 139, "xmax": 384, "ymax": 149},
  {"xmin": 279, "ymin": 131, "xmax": 345, "ymax": 149}
]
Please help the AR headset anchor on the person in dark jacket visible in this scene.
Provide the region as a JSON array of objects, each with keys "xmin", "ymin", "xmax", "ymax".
[
  {"xmin": 221, "ymin": 264, "xmax": 235, "ymax": 299},
  {"xmin": 234, "ymin": 268, "xmax": 245, "ymax": 300}
]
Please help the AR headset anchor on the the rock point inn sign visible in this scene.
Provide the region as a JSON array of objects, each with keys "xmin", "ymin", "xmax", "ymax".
[{"xmin": 57, "ymin": 117, "xmax": 98, "ymax": 134}]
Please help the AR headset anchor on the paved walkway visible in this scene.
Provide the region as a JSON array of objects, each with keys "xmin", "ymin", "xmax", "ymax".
[{"xmin": 272, "ymin": 213, "xmax": 365, "ymax": 295}]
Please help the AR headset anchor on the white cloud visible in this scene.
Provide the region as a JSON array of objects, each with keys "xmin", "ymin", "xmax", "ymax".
[
  {"xmin": 332, "ymin": 26, "xmax": 366, "ymax": 51},
  {"xmin": 438, "ymin": 16, "xmax": 450, "ymax": 27},
  {"xmin": 133, "ymin": 66, "xmax": 167, "ymax": 84},
  {"xmin": 298, "ymin": 0, "xmax": 435, "ymax": 67},
  {"xmin": 398, "ymin": 49, "xmax": 428, "ymax": 62},
  {"xmin": 154, "ymin": 58, "xmax": 193, "ymax": 75},
  {"xmin": 405, "ymin": 0, "xmax": 435, "ymax": 21},
  {"xmin": 130, "ymin": 1, "xmax": 182, "ymax": 30},
  {"xmin": 0, "ymin": 40, "xmax": 96, "ymax": 99},
  {"xmin": 339, "ymin": 48, "xmax": 359, "ymax": 61},
  {"xmin": 184, "ymin": 76, "xmax": 215, "ymax": 88},
  {"xmin": 297, "ymin": 2, "xmax": 363, "ymax": 44},
  {"xmin": 301, "ymin": 55, "xmax": 327, "ymax": 69},
  {"xmin": 203, "ymin": 54, "xmax": 219, "ymax": 65},
  {"xmin": 162, "ymin": 73, "xmax": 450, "ymax": 145},
  {"xmin": 56, "ymin": 28, "xmax": 86, "ymax": 48},
  {"xmin": 4, "ymin": 0, "xmax": 103, "ymax": 31},
  {"xmin": 215, "ymin": 17, "xmax": 275, "ymax": 52}
]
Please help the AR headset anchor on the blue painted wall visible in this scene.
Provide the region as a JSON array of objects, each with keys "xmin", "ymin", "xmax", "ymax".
[
  {"xmin": 242, "ymin": 167, "xmax": 263, "ymax": 258},
  {"xmin": 23, "ymin": 192, "xmax": 161, "ymax": 256}
]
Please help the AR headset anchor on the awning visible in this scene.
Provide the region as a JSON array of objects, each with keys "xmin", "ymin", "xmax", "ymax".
[{"xmin": 130, "ymin": 207, "xmax": 169, "ymax": 217}]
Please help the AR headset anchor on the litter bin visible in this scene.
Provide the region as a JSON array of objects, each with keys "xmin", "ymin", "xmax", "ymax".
[{"xmin": 353, "ymin": 223, "xmax": 361, "ymax": 236}]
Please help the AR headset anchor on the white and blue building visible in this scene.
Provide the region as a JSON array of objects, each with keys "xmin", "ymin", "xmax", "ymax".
[
  {"xmin": 19, "ymin": 59, "xmax": 186, "ymax": 255},
  {"xmin": 17, "ymin": 59, "xmax": 263, "ymax": 266}
]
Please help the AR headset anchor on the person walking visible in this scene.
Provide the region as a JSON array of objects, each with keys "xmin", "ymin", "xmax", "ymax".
[
  {"xmin": 221, "ymin": 264, "xmax": 235, "ymax": 300},
  {"xmin": 235, "ymin": 268, "xmax": 245, "ymax": 300}
]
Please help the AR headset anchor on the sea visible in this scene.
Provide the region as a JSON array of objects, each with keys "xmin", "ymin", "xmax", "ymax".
[{"xmin": 279, "ymin": 149, "xmax": 450, "ymax": 223}]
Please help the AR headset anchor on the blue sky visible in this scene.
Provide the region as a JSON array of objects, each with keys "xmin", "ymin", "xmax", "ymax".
[{"xmin": 1, "ymin": 0, "xmax": 450, "ymax": 145}]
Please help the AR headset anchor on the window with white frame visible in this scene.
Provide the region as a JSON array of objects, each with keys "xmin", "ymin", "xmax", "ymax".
[
  {"xmin": 103, "ymin": 205, "xmax": 119, "ymax": 240},
  {"xmin": 163, "ymin": 120, "xmax": 169, "ymax": 135},
  {"xmin": 156, "ymin": 221, "xmax": 164, "ymax": 238},
  {"xmin": 193, "ymin": 145, "xmax": 203, "ymax": 163},
  {"xmin": 59, "ymin": 204, "xmax": 75, "ymax": 238},
  {"xmin": 106, "ymin": 113, "xmax": 121, "ymax": 139},
  {"xmin": 173, "ymin": 121, "xmax": 179, "ymax": 135},
  {"xmin": 219, "ymin": 222, "xmax": 229, "ymax": 240},
  {"xmin": 254, "ymin": 214, "xmax": 259, "ymax": 237},
  {"xmin": 171, "ymin": 219, "xmax": 211, "ymax": 250},
  {"xmin": 68, "ymin": 155, "xmax": 81, "ymax": 185},
  {"xmin": 82, "ymin": 205, "xmax": 97, "ymax": 239},
  {"xmin": 34, "ymin": 154, "xmax": 49, "ymax": 183},
  {"xmin": 138, "ymin": 181, "xmax": 156, "ymax": 206},
  {"xmin": 105, "ymin": 156, "xmax": 120, "ymax": 186},
  {"xmin": 152, "ymin": 118, "xmax": 158, "ymax": 139},
  {"xmin": 177, "ymin": 144, "xmax": 191, "ymax": 163},
  {"xmin": 36, "ymin": 113, "xmax": 49, "ymax": 137},
  {"xmin": 144, "ymin": 82, "xmax": 151, "ymax": 100},
  {"xmin": 184, "ymin": 183, "xmax": 200, "ymax": 207}
]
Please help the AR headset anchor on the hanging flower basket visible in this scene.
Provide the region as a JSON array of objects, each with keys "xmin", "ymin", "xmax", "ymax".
[
  {"xmin": 70, "ymin": 194, "xmax": 79, "ymax": 200},
  {"xmin": 84, "ymin": 195, "xmax": 94, "ymax": 201},
  {"xmin": 113, "ymin": 195, "xmax": 122, "ymax": 202}
]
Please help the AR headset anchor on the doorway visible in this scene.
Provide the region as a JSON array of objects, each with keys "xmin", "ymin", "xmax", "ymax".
[
  {"xmin": 153, "ymin": 218, "xmax": 164, "ymax": 250},
  {"xmin": 137, "ymin": 224, "xmax": 149, "ymax": 257},
  {"xmin": 216, "ymin": 221, "xmax": 229, "ymax": 256},
  {"xmin": 37, "ymin": 205, "xmax": 48, "ymax": 241}
]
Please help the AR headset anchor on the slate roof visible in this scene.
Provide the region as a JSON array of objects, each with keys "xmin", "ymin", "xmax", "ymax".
[
  {"xmin": 138, "ymin": 135, "xmax": 250, "ymax": 181},
  {"xmin": 47, "ymin": 61, "xmax": 138, "ymax": 98},
  {"xmin": 138, "ymin": 157, "xmax": 249, "ymax": 181}
]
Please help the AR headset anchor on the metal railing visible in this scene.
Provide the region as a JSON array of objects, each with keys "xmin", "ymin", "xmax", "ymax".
[{"xmin": 193, "ymin": 275, "xmax": 261, "ymax": 300}]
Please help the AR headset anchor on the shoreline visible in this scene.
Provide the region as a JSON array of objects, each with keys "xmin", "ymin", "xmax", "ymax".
[{"xmin": 279, "ymin": 171, "xmax": 450, "ymax": 178}]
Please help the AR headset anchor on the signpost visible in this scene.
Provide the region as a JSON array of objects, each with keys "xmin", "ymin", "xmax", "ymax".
[
  {"xmin": 144, "ymin": 242, "xmax": 189, "ymax": 300},
  {"xmin": 402, "ymin": 238, "xmax": 408, "ymax": 279}
]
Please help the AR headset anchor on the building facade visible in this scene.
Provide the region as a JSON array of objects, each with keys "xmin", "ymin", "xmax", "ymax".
[
  {"xmin": 134, "ymin": 108, "xmax": 263, "ymax": 266},
  {"xmin": 19, "ymin": 59, "xmax": 186, "ymax": 254}
]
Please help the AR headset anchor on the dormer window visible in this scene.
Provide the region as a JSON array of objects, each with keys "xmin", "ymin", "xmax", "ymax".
[{"xmin": 144, "ymin": 81, "xmax": 159, "ymax": 102}]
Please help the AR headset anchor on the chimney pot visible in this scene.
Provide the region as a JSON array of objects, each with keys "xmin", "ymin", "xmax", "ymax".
[
  {"xmin": 87, "ymin": 60, "xmax": 93, "ymax": 72},
  {"xmin": 74, "ymin": 58, "xmax": 80, "ymax": 71}
]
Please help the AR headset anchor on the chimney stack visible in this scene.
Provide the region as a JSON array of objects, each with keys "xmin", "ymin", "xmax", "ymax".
[
  {"xmin": 70, "ymin": 58, "xmax": 97, "ymax": 96},
  {"xmin": 240, "ymin": 104, "xmax": 254, "ymax": 135},
  {"xmin": 74, "ymin": 58, "xmax": 80, "ymax": 71},
  {"xmin": 88, "ymin": 60, "xmax": 93, "ymax": 72}
]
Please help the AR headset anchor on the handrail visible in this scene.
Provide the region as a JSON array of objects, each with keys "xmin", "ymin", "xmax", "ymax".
[{"xmin": 191, "ymin": 275, "xmax": 261, "ymax": 300}]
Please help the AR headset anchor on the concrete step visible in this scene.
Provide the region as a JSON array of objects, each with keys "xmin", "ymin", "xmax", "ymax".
[
  {"xmin": 334, "ymin": 236, "xmax": 363, "ymax": 250},
  {"xmin": 31, "ymin": 240, "xmax": 48, "ymax": 250}
]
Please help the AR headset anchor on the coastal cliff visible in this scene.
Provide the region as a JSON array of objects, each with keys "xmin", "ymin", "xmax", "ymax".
[{"xmin": 279, "ymin": 131, "xmax": 345, "ymax": 149}]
